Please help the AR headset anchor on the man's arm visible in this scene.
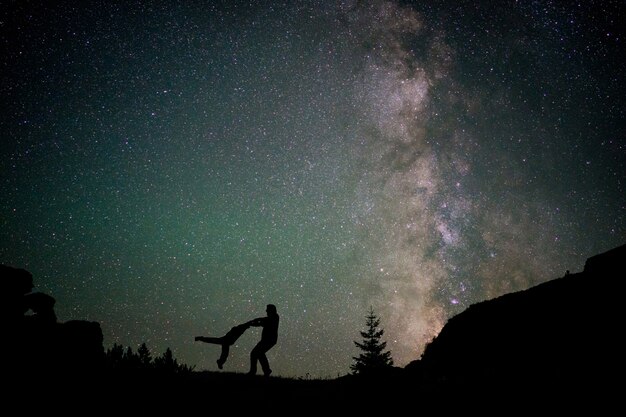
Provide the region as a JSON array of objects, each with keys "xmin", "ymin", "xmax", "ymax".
[{"xmin": 247, "ymin": 317, "xmax": 266, "ymax": 327}]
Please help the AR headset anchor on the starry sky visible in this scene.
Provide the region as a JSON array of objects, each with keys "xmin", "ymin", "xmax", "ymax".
[{"xmin": 2, "ymin": 0, "xmax": 624, "ymax": 378}]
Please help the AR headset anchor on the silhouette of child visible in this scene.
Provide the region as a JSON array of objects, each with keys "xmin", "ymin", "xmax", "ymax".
[{"xmin": 195, "ymin": 320, "xmax": 254, "ymax": 369}]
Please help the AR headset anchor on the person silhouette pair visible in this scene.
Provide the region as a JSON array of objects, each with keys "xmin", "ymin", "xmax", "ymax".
[{"xmin": 195, "ymin": 304, "xmax": 279, "ymax": 376}]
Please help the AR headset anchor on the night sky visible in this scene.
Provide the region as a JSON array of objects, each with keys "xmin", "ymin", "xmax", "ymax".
[{"xmin": 2, "ymin": 0, "xmax": 624, "ymax": 378}]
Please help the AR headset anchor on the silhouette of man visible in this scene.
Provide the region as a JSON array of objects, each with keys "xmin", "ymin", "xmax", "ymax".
[
  {"xmin": 248, "ymin": 304, "xmax": 279, "ymax": 377},
  {"xmin": 195, "ymin": 320, "xmax": 254, "ymax": 369}
]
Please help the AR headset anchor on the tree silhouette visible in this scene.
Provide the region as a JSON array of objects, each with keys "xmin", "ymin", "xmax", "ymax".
[
  {"xmin": 104, "ymin": 343, "xmax": 193, "ymax": 373},
  {"xmin": 123, "ymin": 346, "xmax": 141, "ymax": 369},
  {"xmin": 154, "ymin": 347, "xmax": 175, "ymax": 371},
  {"xmin": 137, "ymin": 342, "xmax": 152, "ymax": 368},
  {"xmin": 351, "ymin": 307, "xmax": 393, "ymax": 375},
  {"xmin": 105, "ymin": 343, "xmax": 125, "ymax": 369},
  {"xmin": 154, "ymin": 347, "xmax": 195, "ymax": 373}
]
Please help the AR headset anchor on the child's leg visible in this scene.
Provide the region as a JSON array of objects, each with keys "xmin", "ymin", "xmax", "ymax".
[
  {"xmin": 217, "ymin": 344, "xmax": 230, "ymax": 369},
  {"xmin": 196, "ymin": 336, "xmax": 223, "ymax": 345}
]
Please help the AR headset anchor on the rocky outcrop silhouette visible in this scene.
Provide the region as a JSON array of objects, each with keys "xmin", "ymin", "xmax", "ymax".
[
  {"xmin": 407, "ymin": 244, "xmax": 624, "ymax": 393},
  {"xmin": 2, "ymin": 264, "xmax": 104, "ymax": 378}
]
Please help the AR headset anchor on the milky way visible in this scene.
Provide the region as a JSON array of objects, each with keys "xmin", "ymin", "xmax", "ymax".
[{"xmin": 2, "ymin": 1, "xmax": 624, "ymax": 377}]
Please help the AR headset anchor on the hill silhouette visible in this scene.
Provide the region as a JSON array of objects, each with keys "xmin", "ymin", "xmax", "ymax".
[
  {"xmin": 406, "ymin": 243, "xmax": 623, "ymax": 402},
  {"xmin": 4, "ymin": 244, "xmax": 623, "ymax": 411}
]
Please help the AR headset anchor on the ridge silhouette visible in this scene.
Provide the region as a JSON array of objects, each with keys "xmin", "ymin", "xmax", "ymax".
[
  {"xmin": 405, "ymin": 243, "xmax": 624, "ymax": 401},
  {"xmin": 3, "ymin": 243, "xmax": 623, "ymax": 410}
]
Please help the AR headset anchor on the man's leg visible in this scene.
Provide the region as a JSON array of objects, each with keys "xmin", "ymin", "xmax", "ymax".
[
  {"xmin": 258, "ymin": 351, "xmax": 271, "ymax": 377},
  {"xmin": 249, "ymin": 344, "xmax": 260, "ymax": 375}
]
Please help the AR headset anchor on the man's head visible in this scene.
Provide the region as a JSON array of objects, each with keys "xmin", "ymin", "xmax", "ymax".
[{"xmin": 266, "ymin": 304, "xmax": 277, "ymax": 316}]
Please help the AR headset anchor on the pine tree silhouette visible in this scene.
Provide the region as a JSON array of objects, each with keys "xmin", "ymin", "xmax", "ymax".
[
  {"xmin": 154, "ymin": 347, "xmax": 176, "ymax": 372},
  {"xmin": 137, "ymin": 342, "xmax": 152, "ymax": 368},
  {"xmin": 105, "ymin": 343, "xmax": 193, "ymax": 373},
  {"xmin": 351, "ymin": 307, "xmax": 393, "ymax": 375},
  {"xmin": 106, "ymin": 343, "xmax": 124, "ymax": 367},
  {"xmin": 123, "ymin": 346, "xmax": 141, "ymax": 369},
  {"xmin": 153, "ymin": 347, "xmax": 195, "ymax": 373}
]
